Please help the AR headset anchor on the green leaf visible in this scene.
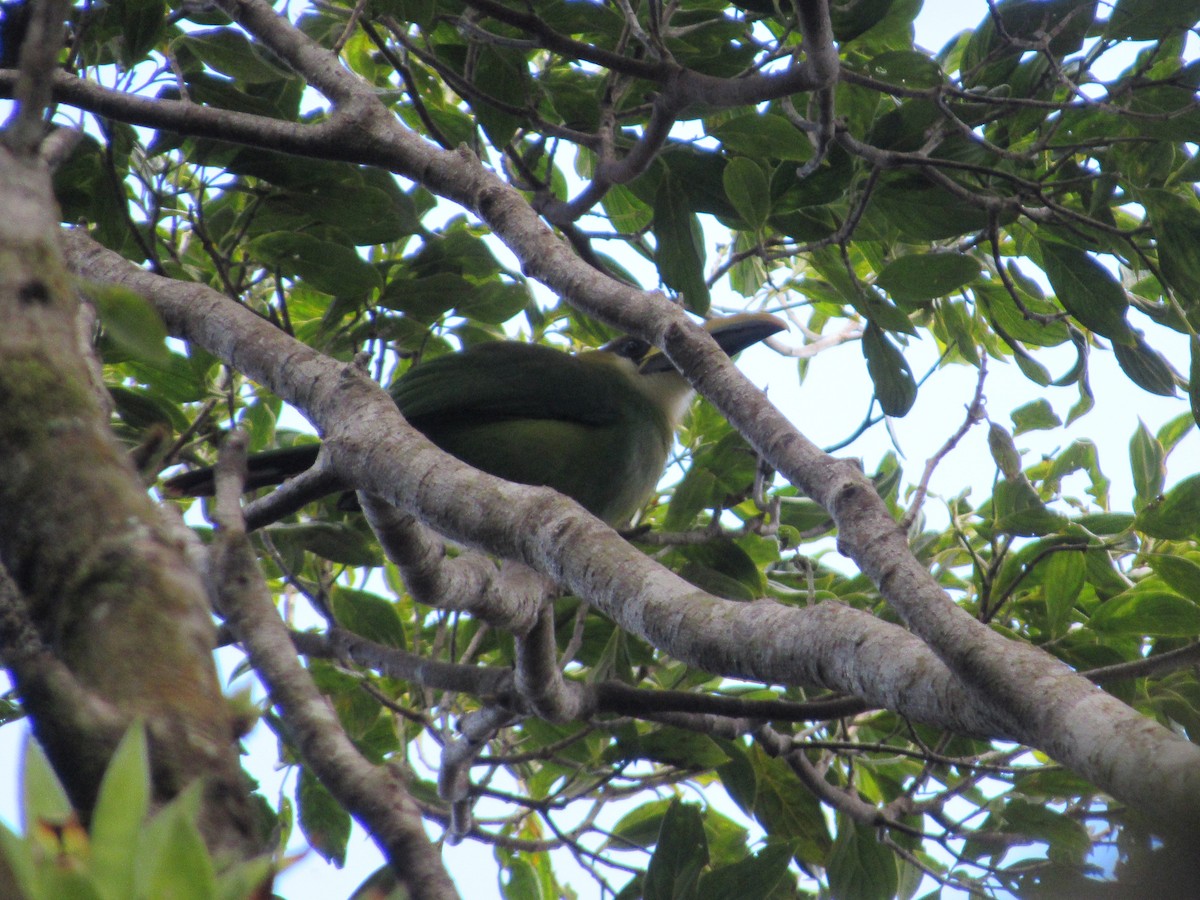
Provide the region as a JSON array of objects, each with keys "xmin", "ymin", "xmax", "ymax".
[
  {"xmin": 379, "ymin": 273, "xmax": 470, "ymax": 320},
  {"xmin": 1075, "ymin": 512, "xmax": 1135, "ymax": 535},
  {"xmin": 1130, "ymin": 420, "xmax": 1165, "ymax": 509},
  {"xmin": 1011, "ymin": 399, "xmax": 1061, "ymax": 435},
  {"xmin": 722, "ymin": 158, "xmax": 770, "ymax": 229},
  {"xmin": 874, "ymin": 252, "xmax": 980, "ymax": 308},
  {"xmin": 1135, "ymin": 474, "xmax": 1200, "ymax": 539},
  {"xmin": 994, "ymin": 504, "xmax": 1069, "ymax": 538},
  {"xmin": 673, "ymin": 539, "xmax": 767, "ymax": 600},
  {"xmin": 267, "ymin": 522, "xmax": 383, "ymax": 567},
  {"xmin": 1157, "ymin": 412, "xmax": 1195, "ymax": 454},
  {"xmin": 871, "ymin": 177, "xmax": 991, "ymax": 240},
  {"xmin": 501, "ymin": 858, "xmax": 541, "ymax": 900},
  {"xmin": 118, "ymin": 0, "xmax": 166, "ymax": 65},
  {"xmin": 175, "ymin": 29, "xmax": 293, "ymax": 84},
  {"xmin": 1190, "ymin": 337, "xmax": 1200, "ymax": 428},
  {"xmin": 262, "ymin": 181, "xmax": 418, "ymax": 246},
  {"xmin": 861, "ymin": 323, "xmax": 916, "ymax": 417},
  {"xmin": 644, "ymin": 800, "xmax": 707, "ymax": 900},
  {"xmin": 610, "ymin": 799, "xmax": 674, "ymax": 851},
  {"xmin": 1045, "ymin": 439, "xmax": 1108, "ymax": 506},
  {"xmin": 608, "ymin": 729, "xmax": 730, "ymax": 769},
  {"xmin": 1144, "ymin": 190, "xmax": 1200, "ymax": 305},
  {"xmin": 827, "ymin": 819, "xmax": 899, "ymax": 900},
  {"xmin": 723, "ymin": 745, "xmax": 831, "ymax": 862},
  {"xmin": 471, "ymin": 45, "xmax": 529, "ymax": 147},
  {"xmin": 109, "ymin": 385, "xmax": 189, "ymax": 433},
  {"xmin": 1112, "ymin": 333, "xmax": 1176, "ymax": 396},
  {"xmin": 1038, "ymin": 241, "xmax": 1133, "ymax": 344},
  {"xmin": 21, "ymin": 739, "xmax": 72, "ymax": 831},
  {"xmin": 1148, "ymin": 555, "xmax": 1200, "ymax": 601},
  {"xmin": 861, "ymin": 50, "xmax": 944, "ymax": 88},
  {"xmin": 697, "ymin": 844, "xmax": 793, "ymax": 900},
  {"xmin": 667, "ymin": 431, "xmax": 759, "ymax": 530},
  {"xmin": 298, "ymin": 767, "xmax": 352, "ymax": 867},
  {"xmin": 1042, "ymin": 550, "xmax": 1085, "ymax": 636},
  {"xmin": 136, "ymin": 785, "xmax": 214, "ymax": 900},
  {"xmin": 1090, "ymin": 587, "xmax": 1200, "ymax": 636},
  {"xmin": 654, "ymin": 175, "xmax": 710, "ymax": 313},
  {"xmin": 331, "ymin": 588, "xmax": 406, "ymax": 649},
  {"xmin": 999, "ymin": 798, "xmax": 1091, "ymax": 865},
  {"xmin": 458, "ymin": 281, "xmax": 529, "ymax": 325},
  {"xmin": 249, "ymin": 232, "xmax": 382, "ymax": 299},
  {"xmin": 709, "ymin": 114, "xmax": 811, "ymax": 162},
  {"xmin": 0, "ymin": 824, "xmax": 35, "ymax": 899},
  {"xmin": 1107, "ymin": 0, "xmax": 1200, "ymax": 39},
  {"xmin": 777, "ymin": 495, "xmax": 833, "ymax": 535},
  {"xmin": 91, "ymin": 724, "xmax": 151, "ymax": 900},
  {"xmin": 987, "ymin": 423, "xmax": 1022, "ymax": 479},
  {"xmin": 89, "ymin": 282, "xmax": 172, "ymax": 366}
]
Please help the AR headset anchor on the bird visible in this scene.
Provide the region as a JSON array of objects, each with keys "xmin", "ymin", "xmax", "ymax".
[{"xmin": 162, "ymin": 313, "xmax": 786, "ymax": 526}]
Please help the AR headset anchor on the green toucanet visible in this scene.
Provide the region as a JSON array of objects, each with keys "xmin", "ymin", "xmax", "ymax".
[{"xmin": 163, "ymin": 313, "xmax": 785, "ymax": 525}]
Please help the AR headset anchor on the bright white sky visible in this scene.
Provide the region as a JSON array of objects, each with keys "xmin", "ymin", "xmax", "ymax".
[{"xmin": 2, "ymin": 2, "xmax": 1197, "ymax": 898}]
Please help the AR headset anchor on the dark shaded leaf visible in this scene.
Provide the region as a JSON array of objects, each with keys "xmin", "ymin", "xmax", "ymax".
[
  {"xmin": 861, "ymin": 323, "xmax": 916, "ymax": 416},
  {"xmin": 249, "ymin": 232, "xmax": 382, "ymax": 298},
  {"xmin": 267, "ymin": 522, "xmax": 383, "ymax": 567},
  {"xmin": 297, "ymin": 767, "xmax": 351, "ymax": 867},
  {"xmin": 722, "ymin": 157, "xmax": 770, "ymax": 229},
  {"xmin": 1113, "ymin": 333, "xmax": 1176, "ymax": 396},
  {"xmin": 827, "ymin": 819, "xmax": 900, "ymax": 900},
  {"xmin": 875, "ymin": 252, "xmax": 980, "ymax": 308},
  {"xmin": 1107, "ymin": 0, "xmax": 1200, "ymax": 39},
  {"xmin": 698, "ymin": 844, "xmax": 793, "ymax": 900},
  {"xmin": 331, "ymin": 588, "xmax": 406, "ymax": 649},
  {"xmin": 654, "ymin": 176, "xmax": 710, "ymax": 313},
  {"xmin": 1038, "ymin": 241, "xmax": 1133, "ymax": 344},
  {"xmin": 175, "ymin": 28, "xmax": 292, "ymax": 83},
  {"xmin": 644, "ymin": 800, "xmax": 707, "ymax": 900}
]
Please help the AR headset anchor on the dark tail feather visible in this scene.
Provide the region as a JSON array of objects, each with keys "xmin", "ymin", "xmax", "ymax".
[{"xmin": 161, "ymin": 443, "xmax": 323, "ymax": 497}]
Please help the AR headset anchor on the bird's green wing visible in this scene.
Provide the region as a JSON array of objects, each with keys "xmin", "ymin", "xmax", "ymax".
[{"xmin": 389, "ymin": 342, "xmax": 626, "ymax": 427}]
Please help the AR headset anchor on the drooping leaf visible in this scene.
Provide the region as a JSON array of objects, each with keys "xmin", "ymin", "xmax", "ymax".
[
  {"xmin": 654, "ymin": 175, "xmax": 711, "ymax": 313},
  {"xmin": 644, "ymin": 800, "xmax": 708, "ymax": 900},
  {"xmin": 1038, "ymin": 241, "xmax": 1133, "ymax": 344},
  {"xmin": 1112, "ymin": 333, "xmax": 1176, "ymax": 396},
  {"xmin": 722, "ymin": 157, "xmax": 770, "ymax": 230},
  {"xmin": 297, "ymin": 767, "xmax": 351, "ymax": 868},
  {"xmin": 827, "ymin": 818, "xmax": 900, "ymax": 900},
  {"xmin": 861, "ymin": 323, "xmax": 916, "ymax": 417}
]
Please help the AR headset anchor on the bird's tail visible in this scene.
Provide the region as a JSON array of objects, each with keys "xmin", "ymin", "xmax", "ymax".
[{"xmin": 161, "ymin": 443, "xmax": 322, "ymax": 497}]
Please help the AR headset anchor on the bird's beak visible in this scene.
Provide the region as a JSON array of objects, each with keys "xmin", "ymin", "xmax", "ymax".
[{"xmin": 638, "ymin": 312, "xmax": 786, "ymax": 374}]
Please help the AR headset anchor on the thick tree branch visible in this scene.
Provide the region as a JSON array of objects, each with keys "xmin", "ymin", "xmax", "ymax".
[{"xmin": 208, "ymin": 432, "xmax": 460, "ymax": 900}]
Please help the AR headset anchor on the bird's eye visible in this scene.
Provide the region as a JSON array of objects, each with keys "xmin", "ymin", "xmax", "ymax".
[{"xmin": 603, "ymin": 336, "xmax": 652, "ymax": 362}]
